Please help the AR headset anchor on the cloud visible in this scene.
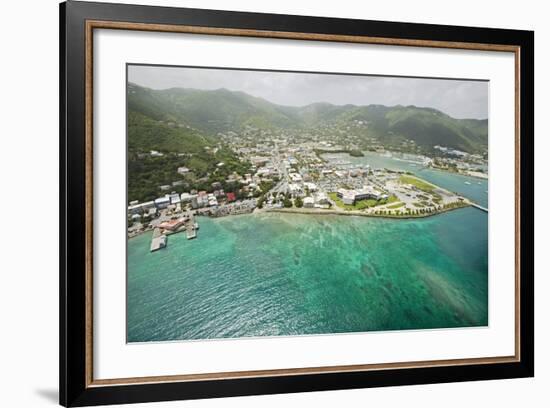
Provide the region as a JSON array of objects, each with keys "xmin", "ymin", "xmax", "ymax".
[{"xmin": 128, "ymin": 65, "xmax": 488, "ymax": 119}]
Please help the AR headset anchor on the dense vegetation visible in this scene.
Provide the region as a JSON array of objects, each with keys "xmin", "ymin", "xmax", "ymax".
[
  {"xmin": 128, "ymin": 83, "xmax": 300, "ymax": 133},
  {"xmin": 314, "ymin": 148, "xmax": 365, "ymax": 158},
  {"xmin": 127, "ymin": 108, "xmax": 252, "ymax": 202},
  {"xmin": 128, "ymin": 110, "xmax": 213, "ymax": 153}
]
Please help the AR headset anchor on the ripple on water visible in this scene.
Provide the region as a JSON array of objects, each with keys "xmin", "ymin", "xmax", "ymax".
[{"xmin": 127, "ymin": 209, "xmax": 488, "ymax": 342}]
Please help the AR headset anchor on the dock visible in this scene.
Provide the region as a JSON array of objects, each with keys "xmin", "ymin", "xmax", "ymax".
[
  {"xmin": 150, "ymin": 228, "xmax": 167, "ymax": 252},
  {"xmin": 149, "ymin": 214, "xmax": 199, "ymax": 250},
  {"xmin": 470, "ymin": 203, "xmax": 488, "ymax": 212},
  {"xmin": 186, "ymin": 214, "xmax": 198, "ymax": 239}
]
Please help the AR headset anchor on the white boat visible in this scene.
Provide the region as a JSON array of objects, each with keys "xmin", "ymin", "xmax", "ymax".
[{"xmin": 464, "ymin": 181, "xmax": 472, "ymax": 185}]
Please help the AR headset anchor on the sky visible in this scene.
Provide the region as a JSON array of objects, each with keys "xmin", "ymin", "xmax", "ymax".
[{"xmin": 128, "ymin": 65, "xmax": 488, "ymax": 120}]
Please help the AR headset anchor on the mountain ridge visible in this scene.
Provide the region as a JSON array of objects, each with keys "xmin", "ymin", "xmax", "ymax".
[{"xmin": 127, "ymin": 82, "xmax": 488, "ymax": 154}]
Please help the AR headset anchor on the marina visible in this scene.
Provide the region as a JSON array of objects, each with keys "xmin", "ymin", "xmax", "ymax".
[{"xmin": 149, "ymin": 214, "xmax": 199, "ymax": 251}]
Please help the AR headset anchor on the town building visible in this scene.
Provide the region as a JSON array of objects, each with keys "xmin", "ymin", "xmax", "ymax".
[
  {"xmin": 196, "ymin": 191, "xmax": 209, "ymax": 208},
  {"xmin": 288, "ymin": 183, "xmax": 303, "ymax": 196},
  {"xmin": 304, "ymin": 182, "xmax": 318, "ymax": 192},
  {"xmin": 154, "ymin": 196, "xmax": 171, "ymax": 209},
  {"xmin": 127, "ymin": 200, "xmax": 155, "ymax": 214},
  {"xmin": 315, "ymin": 192, "xmax": 329, "ymax": 205},
  {"xmin": 169, "ymin": 193, "xmax": 181, "ymax": 205},
  {"xmin": 337, "ymin": 185, "xmax": 386, "ymax": 205},
  {"xmin": 207, "ymin": 193, "xmax": 218, "ymax": 207},
  {"xmin": 289, "ymin": 172, "xmax": 302, "ymax": 182},
  {"xmin": 159, "ymin": 218, "xmax": 185, "ymax": 232},
  {"xmin": 180, "ymin": 192, "xmax": 197, "ymax": 202},
  {"xmin": 303, "ymin": 197, "xmax": 315, "ymax": 208}
]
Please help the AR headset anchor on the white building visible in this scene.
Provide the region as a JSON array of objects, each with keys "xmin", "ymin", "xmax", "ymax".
[
  {"xmin": 154, "ymin": 196, "xmax": 171, "ymax": 209},
  {"xmin": 180, "ymin": 192, "xmax": 197, "ymax": 202},
  {"xmin": 196, "ymin": 193, "xmax": 209, "ymax": 208},
  {"xmin": 177, "ymin": 166, "xmax": 190, "ymax": 175},
  {"xmin": 127, "ymin": 200, "xmax": 155, "ymax": 214},
  {"xmin": 337, "ymin": 185, "xmax": 385, "ymax": 205},
  {"xmin": 338, "ymin": 189, "xmax": 356, "ymax": 205},
  {"xmin": 251, "ymin": 156, "xmax": 269, "ymax": 166},
  {"xmin": 288, "ymin": 183, "xmax": 303, "ymax": 196},
  {"xmin": 315, "ymin": 192, "xmax": 329, "ymax": 205},
  {"xmin": 289, "ymin": 172, "xmax": 303, "ymax": 182},
  {"xmin": 207, "ymin": 194, "xmax": 218, "ymax": 207},
  {"xmin": 168, "ymin": 193, "xmax": 180, "ymax": 205},
  {"xmin": 256, "ymin": 167, "xmax": 273, "ymax": 177},
  {"xmin": 304, "ymin": 182, "xmax": 318, "ymax": 192},
  {"xmin": 303, "ymin": 197, "xmax": 315, "ymax": 208}
]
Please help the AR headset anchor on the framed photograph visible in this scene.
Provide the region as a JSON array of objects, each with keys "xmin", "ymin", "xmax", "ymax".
[{"xmin": 60, "ymin": 1, "xmax": 534, "ymax": 406}]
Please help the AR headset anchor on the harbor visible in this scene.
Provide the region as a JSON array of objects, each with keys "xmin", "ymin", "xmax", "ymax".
[
  {"xmin": 129, "ymin": 150, "xmax": 489, "ymax": 254},
  {"xmin": 149, "ymin": 213, "xmax": 199, "ymax": 252}
]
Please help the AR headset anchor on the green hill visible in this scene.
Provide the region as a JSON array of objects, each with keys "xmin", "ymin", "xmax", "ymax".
[
  {"xmin": 128, "ymin": 83, "xmax": 488, "ymax": 154},
  {"xmin": 383, "ymin": 106, "xmax": 487, "ymax": 152},
  {"xmin": 128, "ymin": 110, "xmax": 213, "ymax": 154},
  {"xmin": 128, "ymin": 83, "xmax": 299, "ymax": 133}
]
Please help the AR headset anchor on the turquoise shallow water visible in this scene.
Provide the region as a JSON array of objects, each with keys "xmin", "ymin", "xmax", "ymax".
[{"xmin": 127, "ymin": 153, "xmax": 488, "ymax": 342}]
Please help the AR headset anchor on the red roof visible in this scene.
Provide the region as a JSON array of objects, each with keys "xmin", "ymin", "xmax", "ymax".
[{"xmin": 226, "ymin": 192, "xmax": 236, "ymax": 202}]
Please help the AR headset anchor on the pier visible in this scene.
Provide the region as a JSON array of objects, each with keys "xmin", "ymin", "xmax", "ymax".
[
  {"xmin": 470, "ymin": 203, "xmax": 488, "ymax": 212},
  {"xmin": 149, "ymin": 214, "xmax": 199, "ymax": 249},
  {"xmin": 186, "ymin": 214, "xmax": 198, "ymax": 239},
  {"xmin": 150, "ymin": 228, "xmax": 167, "ymax": 252}
]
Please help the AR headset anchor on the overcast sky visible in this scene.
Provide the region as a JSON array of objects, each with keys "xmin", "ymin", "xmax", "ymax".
[{"xmin": 128, "ymin": 65, "xmax": 488, "ymax": 119}]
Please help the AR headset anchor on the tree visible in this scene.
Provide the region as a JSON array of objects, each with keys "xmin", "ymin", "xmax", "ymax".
[
  {"xmin": 257, "ymin": 195, "xmax": 265, "ymax": 209},
  {"xmin": 295, "ymin": 197, "xmax": 303, "ymax": 208},
  {"xmin": 283, "ymin": 198, "xmax": 293, "ymax": 208}
]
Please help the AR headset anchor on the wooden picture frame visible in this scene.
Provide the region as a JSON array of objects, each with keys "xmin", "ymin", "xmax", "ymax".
[{"xmin": 60, "ymin": 1, "xmax": 534, "ymax": 406}]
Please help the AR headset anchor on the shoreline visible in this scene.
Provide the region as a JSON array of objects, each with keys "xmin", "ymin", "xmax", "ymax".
[
  {"xmin": 263, "ymin": 202, "xmax": 473, "ymax": 220},
  {"xmin": 128, "ymin": 227, "xmax": 153, "ymax": 240},
  {"xmin": 323, "ymin": 150, "xmax": 488, "ymax": 181},
  {"xmin": 129, "ymin": 202, "xmax": 480, "ymax": 240},
  {"xmin": 427, "ymin": 165, "xmax": 488, "ymax": 180}
]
